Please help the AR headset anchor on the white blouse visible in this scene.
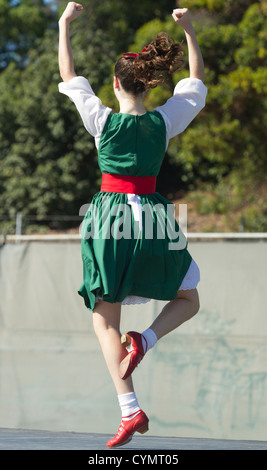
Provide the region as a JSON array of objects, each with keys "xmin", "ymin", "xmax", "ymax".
[{"xmin": 58, "ymin": 76, "xmax": 207, "ymax": 149}]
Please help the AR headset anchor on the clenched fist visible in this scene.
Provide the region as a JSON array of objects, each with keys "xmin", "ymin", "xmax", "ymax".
[
  {"xmin": 172, "ymin": 8, "xmax": 192, "ymax": 30},
  {"xmin": 59, "ymin": 2, "xmax": 84, "ymax": 23}
]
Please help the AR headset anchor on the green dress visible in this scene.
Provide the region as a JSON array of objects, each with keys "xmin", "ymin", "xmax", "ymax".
[
  {"xmin": 78, "ymin": 111, "xmax": 192, "ymax": 311},
  {"xmin": 58, "ymin": 75, "xmax": 207, "ymax": 311}
]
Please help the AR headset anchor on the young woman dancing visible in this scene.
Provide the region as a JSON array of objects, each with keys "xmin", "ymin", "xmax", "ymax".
[{"xmin": 58, "ymin": 2, "xmax": 207, "ymax": 448}]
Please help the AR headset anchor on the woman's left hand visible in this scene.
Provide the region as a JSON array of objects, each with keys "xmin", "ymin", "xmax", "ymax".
[{"xmin": 59, "ymin": 2, "xmax": 84, "ymax": 24}]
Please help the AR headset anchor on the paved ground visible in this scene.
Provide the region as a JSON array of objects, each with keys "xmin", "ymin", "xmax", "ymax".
[{"xmin": 0, "ymin": 427, "xmax": 266, "ymax": 451}]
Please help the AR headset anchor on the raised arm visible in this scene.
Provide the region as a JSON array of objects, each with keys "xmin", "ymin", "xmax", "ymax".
[
  {"xmin": 58, "ymin": 2, "xmax": 84, "ymax": 82},
  {"xmin": 172, "ymin": 8, "xmax": 205, "ymax": 82}
]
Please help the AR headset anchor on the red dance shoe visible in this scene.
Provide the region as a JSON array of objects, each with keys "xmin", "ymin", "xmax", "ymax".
[
  {"xmin": 119, "ymin": 331, "xmax": 147, "ymax": 380},
  {"xmin": 106, "ymin": 410, "xmax": 149, "ymax": 448}
]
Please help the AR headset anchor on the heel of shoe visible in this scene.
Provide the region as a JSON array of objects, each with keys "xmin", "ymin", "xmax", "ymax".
[
  {"xmin": 137, "ymin": 424, "xmax": 149, "ymax": 434},
  {"xmin": 121, "ymin": 333, "xmax": 131, "ymax": 347}
]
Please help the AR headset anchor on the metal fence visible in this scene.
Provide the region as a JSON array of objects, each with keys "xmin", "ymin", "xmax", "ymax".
[{"xmin": 0, "ymin": 232, "xmax": 266, "ymax": 244}]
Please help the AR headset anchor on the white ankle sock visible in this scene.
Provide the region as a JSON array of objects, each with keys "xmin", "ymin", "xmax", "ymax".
[
  {"xmin": 141, "ymin": 328, "xmax": 158, "ymax": 354},
  {"xmin": 118, "ymin": 392, "xmax": 140, "ymax": 420}
]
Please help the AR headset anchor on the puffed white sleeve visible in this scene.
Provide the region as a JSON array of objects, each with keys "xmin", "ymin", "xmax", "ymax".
[
  {"xmin": 154, "ymin": 78, "xmax": 207, "ymax": 145},
  {"xmin": 58, "ymin": 76, "xmax": 112, "ymax": 148}
]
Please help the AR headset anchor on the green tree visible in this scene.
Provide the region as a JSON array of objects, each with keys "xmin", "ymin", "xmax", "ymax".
[
  {"xmin": 174, "ymin": 1, "xmax": 267, "ymax": 230},
  {"xmin": 0, "ymin": 0, "xmax": 178, "ymax": 233},
  {"xmin": 0, "ymin": 0, "xmax": 54, "ymax": 70},
  {"xmin": 0, "ymin": 1, "xmax": 266, "ymax": 233}
]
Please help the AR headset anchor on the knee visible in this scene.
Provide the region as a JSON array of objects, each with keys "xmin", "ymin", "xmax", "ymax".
[
  {"xmin": 189, "ymin": 290, "xmax": 200, "ymax": 318},
  {"xmin": 193, "ymin": 291, "xmax": 200, "ymax": 316},
  {"xmin": 92, "ymin": 302, "xmax": 121, "ymax": 338},
  {"xmin": 177, "ymin": 288, "xmax": 200, "ymax": 317}
]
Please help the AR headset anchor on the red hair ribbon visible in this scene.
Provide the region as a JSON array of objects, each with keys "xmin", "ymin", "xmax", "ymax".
[
  {"xmin": 122, "ymin": 52, "xmax": 139, "ymax": 59},
  {"xmin": 121, "ymin": 46, "xmax": 149, "ymax": 59}
]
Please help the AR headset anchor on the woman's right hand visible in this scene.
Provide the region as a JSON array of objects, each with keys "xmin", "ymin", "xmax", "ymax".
[
  {"xmin": 59, "ymin": 2, "xmax": 84, "ymax": 24},
  {"xmin": 172, "ymin": 8, "xmax": 193, "ymax": 31}
]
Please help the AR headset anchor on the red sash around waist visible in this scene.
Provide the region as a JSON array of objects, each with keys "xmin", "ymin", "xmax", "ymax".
[{"xmin": 100, "ymin": 173, "xmax": 156, "ymax": 194}]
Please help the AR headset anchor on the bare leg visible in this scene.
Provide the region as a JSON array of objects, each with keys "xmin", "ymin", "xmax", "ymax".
[
  {"xmin": 92, "ymin": 299, "xmax": 134, "ymax": 395},
  {"xmin": 118, "ymin": 288, "xmax": 200, "ymax": 381},
  {"xmin": 149, "ymin": 288, "xmax": 200, "ymax": 340}
]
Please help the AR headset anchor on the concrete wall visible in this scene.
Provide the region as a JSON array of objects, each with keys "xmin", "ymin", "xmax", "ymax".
[{"xmin": 0, "ymin": 240, "xmax": 266, "ymax": 441}]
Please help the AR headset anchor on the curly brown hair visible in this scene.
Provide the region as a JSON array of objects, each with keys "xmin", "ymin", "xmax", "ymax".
[{"xmin": 114, "ymin": 33, "xmax": 184, "ymax": 96}]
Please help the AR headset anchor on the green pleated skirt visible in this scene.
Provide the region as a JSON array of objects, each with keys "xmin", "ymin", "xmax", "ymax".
[{"xmin": 78, "ymin": 191, "xmax": 192, "ymax": 311}]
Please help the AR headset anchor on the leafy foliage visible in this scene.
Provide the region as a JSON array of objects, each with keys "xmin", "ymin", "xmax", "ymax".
[{"xmin": 0, "ymin": 0, "xmax": 266, "ymax": 233}]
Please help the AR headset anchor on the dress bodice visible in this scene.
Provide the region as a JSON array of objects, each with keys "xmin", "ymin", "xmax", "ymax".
[{"xmin": 97, "ymin": 111, "xmax": 166, "ymax": 177}]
